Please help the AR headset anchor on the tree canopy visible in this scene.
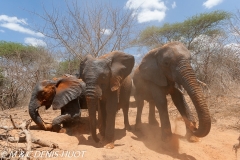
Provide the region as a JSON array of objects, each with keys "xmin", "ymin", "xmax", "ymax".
[
  {"xmin": 0, "ymin": 41, "xmax": 36, "ymax": 57},
  {"xmin": 136, "ymin": 10, "xmax": 231, "ymax": 49}
]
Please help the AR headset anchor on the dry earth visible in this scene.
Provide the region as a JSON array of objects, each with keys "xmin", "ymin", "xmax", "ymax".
[{"xmin": 0, "ymin": 96, "xmax": 240, "ymax": 160}]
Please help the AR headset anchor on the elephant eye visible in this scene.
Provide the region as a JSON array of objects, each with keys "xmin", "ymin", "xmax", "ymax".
[{"xmin": 165, "ymin": 62, "xmax": 170, "ymax": 66}]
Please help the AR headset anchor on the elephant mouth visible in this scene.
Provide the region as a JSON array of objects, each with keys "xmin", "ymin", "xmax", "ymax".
[{"xmin": 85, "ymin": 84, "xmax": 102, "ymax": 99}]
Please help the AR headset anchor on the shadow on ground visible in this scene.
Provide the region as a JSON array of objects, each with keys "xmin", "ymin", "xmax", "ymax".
[{"xmin": 130, "ymin": 123, "xmax": 196, "ymax": 160}]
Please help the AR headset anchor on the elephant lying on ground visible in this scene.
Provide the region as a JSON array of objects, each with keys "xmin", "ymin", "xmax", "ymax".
[
  {"xmin": 79, "ymin": 51, "xmax": 134, "ymax": 149},
  {"xmin": 28, "ymin": 75, "xmax": 87, "ymax": 132},
  {"xmin": 133, "ymin": 41, "xmax": 211, "ymax": 143}
]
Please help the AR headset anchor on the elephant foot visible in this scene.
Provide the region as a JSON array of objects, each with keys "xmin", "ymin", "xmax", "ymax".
[
  {"xmin": 99, "ymin": 139, "xmax": 115, "ymax": 149},
  {"xmin": 44, "ymin": 123, "xmax": 53, "ymax": 131},
  {"xmin": 58, "ymin": 128, "xmax": 67, "ymax": 133},
  {"xmin": 149, "ymin": 118, "xmax": 159, "ymax": 126},
  {"xmin": 104, "ymin": 142, "xmax": 115, "ymax": 149},
  {"xmin": 52, "ymin": 124, "xmax": 62, "ymax": 132}
]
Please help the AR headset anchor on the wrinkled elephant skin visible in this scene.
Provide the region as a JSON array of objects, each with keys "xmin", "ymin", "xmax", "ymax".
[
  {"xmin": 79, "ymin": 51, "xmax": 134, "ymax": 148},
  {"xmin": 133, "ymin": 41, "xmax": 211, "ymax": 143},
  {"xmin": 28, "ymin": 75, "xmax": 86, "ymax": 132}
]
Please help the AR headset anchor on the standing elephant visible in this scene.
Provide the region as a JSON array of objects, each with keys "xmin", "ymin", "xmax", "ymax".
[
  {"xmin": 79, "ymin": 51, "xmax": 134, "ymax": 149},
  {"xmin": 133, "ymin": 42, "xmax": 211, "ymax": 142},
  {"xmin": 28, "ymin": 76, "xmax": 87, "ymax": 132}
]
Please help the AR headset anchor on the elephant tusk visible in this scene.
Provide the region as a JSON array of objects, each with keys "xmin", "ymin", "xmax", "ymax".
[
  {"xmin": 197, "ymin": 79, "xmax": 211, "ymax": 94},
  {"xmin": 197, "ymin": 79, "xmax": 207, "ymax": 87},
  {"xmin": 175, "ymin": 80, "xmax": 208, "ymax": 94},
  {"xmin": 174, "ymin": 83, "xmax": 184, "ymax": 95},
  {"xmin": 175, "ymin": 87, "xmax": 184, "ymax": 95}
]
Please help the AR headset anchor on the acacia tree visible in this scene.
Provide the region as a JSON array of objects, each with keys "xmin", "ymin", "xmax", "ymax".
[
  {"xmin": 134, "ymin": 10, "xmax": 240, "ymax": 94},
  {"xmin": 36, "ymin": 0, "xmax": 138, "ymax": 60},
  {"xmin": 135, "ymin": 10, "xmax": 231, "ymax": 49}
]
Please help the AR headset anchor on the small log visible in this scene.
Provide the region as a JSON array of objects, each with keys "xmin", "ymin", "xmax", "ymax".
[
  {"xmin": 31, "ymin": 136, "xmax": 59, "ymax": 149},
  {"xmin": 0, "ymin": 126, "xmax": 14, "ymax": 130},
  {"xmin": 8, "ymin": 136, "xmax": 26, "ymax": 143},
  {"xmin": 7, "ymin": 135, "xmax": 59, "ymax": 149},
  {"xmin": 1, "ymin": 116, "xmax": 59, "ymax": 151}
]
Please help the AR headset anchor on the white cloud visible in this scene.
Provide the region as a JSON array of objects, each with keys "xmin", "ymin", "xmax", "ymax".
[
  {"xmin": 0, "ymin": 29, "xmax": 4, "ymax": 33},
  {"xmin": 0, "ymin": 15, "xmax": 27, "ymax": 25},
  {"xmin": 137, "ymin": 9, "xmax": 166, "ymax": 23},
  {"xmin": 24, "ymin": 37, "xmax": 46, "ymax": 47},
  {"xmin": 125, "ymin": 0, "xmax": 167, "ymax": 23},
  {"xmin": 101, "ymin": 29, "xmax": 112, "ymax": 35},
  {"xmin": 172, "ymin": 1, "xmax": 176, "ymax": 9},
  {"xmin": 203, "ymin": 0, "xmax": 223, "ymax": 9},
  {"xmin": 1, "ymin": 23, "xmax": 44, "ymax": 37},
  {"xmin": 0, "ymin": 15, "xmax": 44, "ymax": 37}
]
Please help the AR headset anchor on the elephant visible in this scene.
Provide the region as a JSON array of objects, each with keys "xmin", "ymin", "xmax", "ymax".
[
  {"xmin": 79, "ymin": 51, "xmax": 134, "ymax": 149},
  {"xmin": 133, "ymin": 41, "xmax": 211, "ymax": 143},
  {"xmin": 28, "ymin": 75, "xmax": 87, "ymax": 132}
]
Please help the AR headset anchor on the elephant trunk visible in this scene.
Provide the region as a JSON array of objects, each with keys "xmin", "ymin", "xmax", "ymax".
[
  {"xmin": 177, "ymin": 60, "xmax": 211, "ymax": 137},
  {"xmin": 86, "ymin": 96, "xmax": 100, "ymax": 143},
  {"xmin": 28, "ymin": 97, "xmax": 52, "ymax": 131}
]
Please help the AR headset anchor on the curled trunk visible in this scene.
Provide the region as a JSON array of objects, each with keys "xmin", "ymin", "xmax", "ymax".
[
  {"xmin": 28, "ymin": 98, "xmax": 52, "ymax": 130},
  {"xmin": 177, "ymin": 60, "xmax": 211, "ymax": 137}
]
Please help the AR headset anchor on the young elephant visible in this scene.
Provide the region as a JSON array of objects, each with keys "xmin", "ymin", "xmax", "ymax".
[
  {"xmin": 79, "ymin": 51, "xmax": 134, "ymax": 149},
  {"xmin": 28, "ymin": 76, "xmax": 87, "ymax": 132},
  {"xmin": 133, "ymin": 42, "xmax": 211, "ymax": 143}
]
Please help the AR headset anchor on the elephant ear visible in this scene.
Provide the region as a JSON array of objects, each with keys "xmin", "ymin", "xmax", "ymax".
[
  {"xmin": 79, "ymin": 54, "xmax": 93, "ymax": 79},
  {"xmin": 139, "ymin": 49, "xmax": 167, "ymax": 86},
  {"xmin": 52, "ymin": 77, "xmax": 86, "ymax": 110},
  {"xmin": 103, "ymin": 51, "xmax": 135, "ymax": 91},
  {"xmin": 37, "ymin": 80, "xmax": 57, "ymax": 109}
]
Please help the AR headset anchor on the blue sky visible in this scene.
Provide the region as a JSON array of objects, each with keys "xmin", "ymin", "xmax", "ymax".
[{"xmin": 0, "ymin": 0, "xmax": 239, "ymax": 47}]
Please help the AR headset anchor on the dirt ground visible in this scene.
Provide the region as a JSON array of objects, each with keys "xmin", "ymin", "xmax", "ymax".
[{"xmin": 0, "ymin": 96, "xmax": 240, "ymax": 160}]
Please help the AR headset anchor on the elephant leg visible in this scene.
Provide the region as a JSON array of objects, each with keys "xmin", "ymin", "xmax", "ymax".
[
  {"xmin": 98, "ymin": 100, "xmax": 106, "ymax": 137},
  {"xmin": 118, "ymin": 78, "xmax": 132, "ymax": 131},
  {"xmin": 61, "ymin": 102, "xmax": 81, "ymax": 128},
  {"xmin": 121, "ymin": 101, "xmax": 131, "ymax": 131},
  {"xmin": 52, "ymin": 114, "xmax": 71, "ymax": 132},
  {"xmin": 104, "ymin": 91, "xmax": 118, "ymax": 149},
  {"xmin": 135, "ymin": 95, "xmax": 144, "ymax": 130},
  {"xmin": 170, "ymin": 88, "xmax": 198, "ymax": 141},
  {"xmin": 148, "ymin": 101, "xmax": 158, "ymax": 126},
  {"xmin": 150, "ymin": 84, "xmax": 172, "ymax": 142}
]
